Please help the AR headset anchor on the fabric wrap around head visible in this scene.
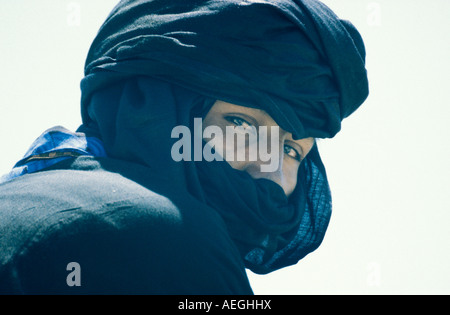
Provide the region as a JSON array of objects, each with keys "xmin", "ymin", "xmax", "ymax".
[
  {"xmin": 78, "ymin": 0, "xmax": 369, "ymax": 274},
  {"xmin": 82, "ymin": 0, "xmax": 368, "ymax": 139}
]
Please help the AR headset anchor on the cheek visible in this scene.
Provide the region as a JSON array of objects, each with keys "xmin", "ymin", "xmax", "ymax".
[{"xmin": 282, "ymin": 162, "xmax": 299, "ymax": 197}]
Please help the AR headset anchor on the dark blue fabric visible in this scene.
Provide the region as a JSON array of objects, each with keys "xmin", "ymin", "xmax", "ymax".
[
  {"xmin": 0, "ymin": 157, "xmax": 253, "ymax": 294},
  {"xmin": 79, "ymin": 76, "xmax": 332, "ymax": 274},
  {"xmin": 81, "ymin": 0, "xmax": 369, "ymax": 139},
  {"xmin": 0, "ymin": 83, "xmax": 331, "ymax": 274}
]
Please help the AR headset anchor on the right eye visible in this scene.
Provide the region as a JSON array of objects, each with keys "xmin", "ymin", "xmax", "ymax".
[{"xmin": 284, "ymin": 144, "xmax": 301, "ymax": 162}]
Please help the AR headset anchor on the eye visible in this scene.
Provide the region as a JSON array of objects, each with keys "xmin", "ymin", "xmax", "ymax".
[
  {"xmin": 284, "ymin": 144, "xmax": 301, "ymax": 162},
  {"xmin": 225, "ymin": 116, "xmax": 252, "ymax": 129}
]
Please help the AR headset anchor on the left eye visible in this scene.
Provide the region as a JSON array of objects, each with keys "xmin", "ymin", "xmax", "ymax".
[
  {"xmin": 226, "ymin": 116, "xmax": 252, "ymax": 129},
  {"xmin": 284, "ymin": 145, "xmax": 301, "ymax": 161}
]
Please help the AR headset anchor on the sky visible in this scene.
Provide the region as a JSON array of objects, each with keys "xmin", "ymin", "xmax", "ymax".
[{"xmin": 1, "ymin": 0, "xmax": 449, "ymax": 294}]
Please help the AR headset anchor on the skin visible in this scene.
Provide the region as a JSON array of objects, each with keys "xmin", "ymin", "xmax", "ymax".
[{"xmin": 203, "ymin": 100, "xmax": 315, "ymax": 197}]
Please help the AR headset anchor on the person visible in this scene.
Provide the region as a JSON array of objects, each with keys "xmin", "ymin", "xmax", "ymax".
[{"xmin": 0, "ymin": 0, "xmax": 369, "ymax": 294}]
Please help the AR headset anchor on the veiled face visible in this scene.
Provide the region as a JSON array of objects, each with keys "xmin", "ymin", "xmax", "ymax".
[{"xmin": 203, "ymin": 100, "xmax": 315, "ymax": 197}]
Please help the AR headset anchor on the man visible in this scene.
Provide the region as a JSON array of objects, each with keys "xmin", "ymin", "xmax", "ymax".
[{"xmin": 0, "ymin": 0, "xmax": 368, "ymax": 294}]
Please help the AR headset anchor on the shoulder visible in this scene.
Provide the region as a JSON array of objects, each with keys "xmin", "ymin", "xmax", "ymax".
[
  {"xmin": 0, "ymin": 158, "xmax": 252, "ymax": 294},
  {"xmin": 0, "ymin": 163, "xmax": 183, "ymax": 249}
]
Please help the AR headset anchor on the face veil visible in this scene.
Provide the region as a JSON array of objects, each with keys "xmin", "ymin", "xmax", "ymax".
[{"xmin": 78, "ymin": 0, "xmax": 369, "ymax": 274}]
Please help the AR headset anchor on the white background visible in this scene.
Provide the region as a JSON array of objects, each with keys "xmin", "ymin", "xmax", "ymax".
[{"xmin": 1, "ymin": 0, "xmax": 449, "ymax": 294}]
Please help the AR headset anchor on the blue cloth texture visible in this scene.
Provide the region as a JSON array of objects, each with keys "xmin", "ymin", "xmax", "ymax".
[{"xmin": 0, "ymin": 126, "xmax": 106, "ymax": 184}]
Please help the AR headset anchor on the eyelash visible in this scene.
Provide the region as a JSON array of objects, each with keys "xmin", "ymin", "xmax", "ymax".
[
  {"xmin": 225, "ymin": 116, "xmax": 252, "ymax": 129},
  {"xmin": 225, "ymin": 115, "xmax": 302, "ymax": 162}
]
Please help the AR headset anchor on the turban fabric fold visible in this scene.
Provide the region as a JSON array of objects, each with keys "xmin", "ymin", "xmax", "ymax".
[{"xmin": 81, "ymin": 0, "xmax": 369, "ymax": 139}]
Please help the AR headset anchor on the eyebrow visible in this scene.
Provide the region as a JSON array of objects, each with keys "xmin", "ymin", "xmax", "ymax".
[{"xmin": 224, "ymin": 112, "xmax": 260, "ymax": 128}]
